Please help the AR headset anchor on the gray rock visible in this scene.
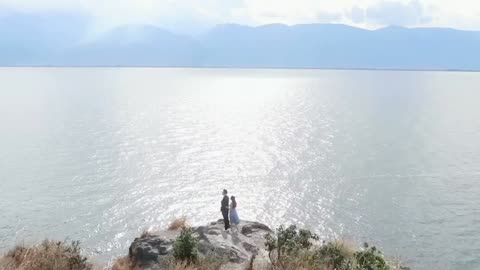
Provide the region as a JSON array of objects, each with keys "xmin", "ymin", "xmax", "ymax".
[
  {"xmin": 129, "ymin": 236, "xmax": 174, "ymax": 266},
  {"xmin": 242, "ymin": 242, "xmax": 258, "ymax": 253},
  {"xmin": 198, "ymin": 240, "xmax": 247, "ymax": 263},
  {"xmin": 241, "ymin": 222, "xmax": 272, "ymax": 236},
  {"xmin": 128, "ymin": 221, "xmax": 272, "ymax": 270}
]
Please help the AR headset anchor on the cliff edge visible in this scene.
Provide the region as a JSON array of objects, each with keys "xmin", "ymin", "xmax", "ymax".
[{"xmin": 128, "ymin": 220, "xmax": 271, "ymax": 270}]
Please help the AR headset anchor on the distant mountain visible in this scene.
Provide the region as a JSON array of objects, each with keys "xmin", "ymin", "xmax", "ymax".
[
  {"xmin": 199, "ymin": 23, "xmax": 480, "ymax": 70},
  {"xmin": 1, "ymin": 14, "xmax": 480, "ymax": 70},
  {"xmin": 62, "ymin": 25, "xmax": 203, "ymax": 66}
]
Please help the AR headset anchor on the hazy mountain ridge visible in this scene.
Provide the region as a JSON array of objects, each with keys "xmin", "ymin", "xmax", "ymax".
[
  {"xmin": 1, "ymin": 13, "xmax": 480, "ymax": 69},
  {"xmin": 64, "ymin": 25, "xmax": 204, "ymax": 66}
]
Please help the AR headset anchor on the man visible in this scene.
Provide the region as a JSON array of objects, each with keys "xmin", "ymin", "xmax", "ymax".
[{"xmin": 221, "ymin": 189, "xmax": 230, "ymax": 231}]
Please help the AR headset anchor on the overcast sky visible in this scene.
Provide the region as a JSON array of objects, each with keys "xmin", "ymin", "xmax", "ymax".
[{"xmin": 1, "ymin": 0, "xmax": 480, "ymax": 33}]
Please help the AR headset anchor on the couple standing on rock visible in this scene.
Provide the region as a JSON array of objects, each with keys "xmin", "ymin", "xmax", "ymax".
[{"xmin": 221, "ymin": 189, "xmax": 240, "ymax": 231}]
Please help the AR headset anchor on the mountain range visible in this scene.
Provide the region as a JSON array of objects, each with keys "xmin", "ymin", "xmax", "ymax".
[{"xmin": 1, "ymin": 13, "xmax": 480, "ymax": 70}]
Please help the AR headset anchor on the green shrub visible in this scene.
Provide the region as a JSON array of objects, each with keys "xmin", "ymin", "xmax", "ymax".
[
  {"xmin": 265, "ymin": 225, "xmax": 398, "ymax": 270},
  {"xmin": 313, "ymin": 241, "xmax": 356, "ymax": 270},
  {"xmin": 173, "ymin": 227, "xmax": 198, "ymax": 262},
  {"xmin": 354, "ymin": 243, "xmax": 390, "ymax": 270},
  {"xmin": 265, "ymin": 225, "xmax": 319, "ymax": 261}
]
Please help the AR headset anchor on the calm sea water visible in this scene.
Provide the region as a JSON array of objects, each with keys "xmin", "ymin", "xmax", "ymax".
[{"xmin": 0, "ymin": 68, "xmax": 479, "ymax": 269}]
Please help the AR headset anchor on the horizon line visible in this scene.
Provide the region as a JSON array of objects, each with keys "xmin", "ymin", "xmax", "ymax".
[{"xmin": 1, "ymin": 65, "xmax": 479, "ymax": 73}]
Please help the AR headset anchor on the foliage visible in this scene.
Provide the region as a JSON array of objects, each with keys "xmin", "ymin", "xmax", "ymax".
[
  {"xmin": 174, "ymin": 227, "xmax": 199, "ymax": 262},
  {"xmin": 264, "ymin": 225, "xmax": 319, "ymax": 262},
  {"xmin": 165, "ymin": 252, "xmax": 225, "ymax": 270},
  {"xmin": 313, "ymin": 241, "xmax": 356, "ymax": 270},
  {"xmin": 0, "ymin": 240, "xmax": 92, "ymax": 270},
  {"xmin": 354, "ymin": 243, "xmax": 390, "ymax": 270},
  {"xmin": 0, "ymin": 226, "xmax": 400, "ymax": 270},
  {"xmin": 265, "ymin": 225, "xmax": 395, "ymax": 270}
]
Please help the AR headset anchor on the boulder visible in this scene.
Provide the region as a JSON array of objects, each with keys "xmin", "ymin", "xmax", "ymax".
[
  {"xmin": 241, "ymin": 222, "xmax": 272, "ymax": 236},
  {"xmin": 129, "ymin": 236, "xmax": 174, "ymax": 268},
  {"xmin": 128, "ymin": 221, "xmax": 272, "ymax": 270}
]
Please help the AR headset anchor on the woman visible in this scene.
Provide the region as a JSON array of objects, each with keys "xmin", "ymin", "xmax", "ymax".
[{"xmin": 229, "ymin": 196, "xmax": 240, "ymax": 231}]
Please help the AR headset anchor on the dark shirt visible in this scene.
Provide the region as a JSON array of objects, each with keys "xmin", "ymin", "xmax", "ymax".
[{"xmin": 221, "ymin": 195, "xmax": 229, "ymax": 211}]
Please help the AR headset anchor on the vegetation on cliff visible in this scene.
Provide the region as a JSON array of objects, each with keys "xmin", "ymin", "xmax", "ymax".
[
  {"xmin": 163, "ymin": 224, "xmax": 404, "ymax": 270},
  {"xmin": 263, "ymin": 225, "xmax": 398, "ymax": 270},
  {"xmin": 0, "ymin": 240, "xmax": 93, "ymax": 270},
  {"xmin": 0, "ymin": 220, "xmax": 407, "ymax": 270}
]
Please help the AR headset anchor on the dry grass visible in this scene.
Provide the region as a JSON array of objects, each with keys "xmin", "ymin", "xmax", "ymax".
[
  {"xmin": 110, "ymin": 256, "xmax": 129, "ymax": 270},
  {"xmin": 169, "ymin": 261, "xmax": 214, "ymax": 270},
  {"xmin": 266, "ymin": 252, "xmax": 330, "ymax": 270},
  {"xmin": 168, "ymin": 217, "xmax": 188, "ymax": 231},
  {"xmin": 111, "ymin": 255, "xmax": 223, "ymax": 270},
  {"xmin": 110, "ymin": 256, "xmax": 140, "ymax": 270},
  {"xmin": 0, "ymin": 240, "xmax": 92, "ymax": 270},
  {"xmin": 263, "ymin": 240, "xmax": 405, "ymax": 270},
  {"xmin": 109, "ymin": 241, "xmax": 404, "ymax": 270},
  {"xmin": 139, "ymin": 229, "xmax": 158, "ymax": 238},
  {"xmin": 167, "ymin": 256, "xmax": 224, "ymax": 270}
]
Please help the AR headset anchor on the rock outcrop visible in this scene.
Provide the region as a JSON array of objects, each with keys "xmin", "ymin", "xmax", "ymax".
[{"xmin": 128, "ymin": 220, "xmax": 272, "ymax": 270}]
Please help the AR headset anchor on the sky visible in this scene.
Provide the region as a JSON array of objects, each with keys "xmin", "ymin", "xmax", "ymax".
[{"xmin": 1, "ymin": 0, "xmax": 480, "ymax": 34}]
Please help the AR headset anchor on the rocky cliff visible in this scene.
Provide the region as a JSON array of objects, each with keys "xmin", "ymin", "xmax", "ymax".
[{"xmin": 128, "ymin": 220, "xmax": 272, "ymax": 270}]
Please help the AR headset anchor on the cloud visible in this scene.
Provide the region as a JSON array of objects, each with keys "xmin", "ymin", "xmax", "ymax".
[
  {"xmin": 258, "ymin": 12, "xmax": 285, "ymax": 20},
  {"xmin": 0, "ymin": 0, "xmax": 250, "ymax": 34},
  {"xmin": 350, "ymin": 6, "xmax": 366, "ymax": 24},
  {"xmin": 364, "ymin": 0, "xmax": 432, "ymax": 26},
  {"xmin": 0, "ymin": 0, "xmax": 480, "ymax": 31},
  {"xmin": 316, "ymin": 11, "xmax": 342, "ymax": 23}
]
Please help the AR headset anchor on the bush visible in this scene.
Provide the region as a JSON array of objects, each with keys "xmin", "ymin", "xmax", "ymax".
[
  {"xmin": 354, "ymin": 243, "xmax": 389, "ymax": 270},
  {"xmin": 174, "ymin": 227, "xmax": 198, "ymax": 262},
  {"xmin": 0, "ymin": 240, "xmax": 92, "ymax": 270},
  {"xmin": 265, "ymin": 225, "xmax": 319, "ymax": 262},
  {"xmin": 169, "ymin": 217, "xmax": 188, "ymax": 231},
  {"xmin": 265, "ymin": 225, "xmax": 396, "ymax": 270},
  {"xmin": 314, "ymin": 241, "xmax": 356, "ymax": 270}
]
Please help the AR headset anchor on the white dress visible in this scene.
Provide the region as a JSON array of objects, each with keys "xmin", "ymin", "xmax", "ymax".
[{"xmin": 230, "ymin": 205, "xmax": 240, "ymax": 225}]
